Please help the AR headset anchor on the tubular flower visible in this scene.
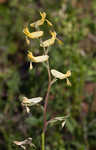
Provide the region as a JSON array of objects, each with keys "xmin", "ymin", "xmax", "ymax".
[
  {"xmin": 21, "ymin": 96, "xmax": 43, "ymax": 113},
  {"xmin": 21, "ymin": 96, "xmax": 43, "ymax": 107},
  {"xmin": 30, "ymin": 12, "xmax": 52, "ymax": 28},
  {"xmin": 13, "ymin": 137, "xmax": 36, "ymax": 149},
  {"xmin": 51, "ymin": 69, "xmax": 71, "ymax": 86},
  {"xmin": 47, "ymin": 116, "xmax": 68, "ymax": 128},
  {"xmin": 23, "ymin": 27, "xmax": 43, "ymax": 39},
  {"xmin": 27, "ymin": 51, "xmax": 49, "ymax": 63},
  {"xmin": 40, "ymin": 31, "xmax": 56, "ymax": 48}
]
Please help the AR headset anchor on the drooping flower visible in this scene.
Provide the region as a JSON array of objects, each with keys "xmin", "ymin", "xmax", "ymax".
[
  {"xmin": 13, "ymin": 137, "xmax": 36, "ymax": 150},
  {"xmin": 30, "ymin": 12, "xmax": 52, "ymax": 28},
  {"xmin": 40, "ymin": 31, "xmax": 63, "ymax": 48},
  {"xmin": 40, "ymin": 31, "xmax": 56, "ymax": 48},
  {"xmin": 47, "ymin": 116, "xmax": 68, "ymax": 128},
  {"xmin": 51, "ymin": 69, "xmax": 71, "ymax": 86},
  {"xmin": 23, "ymin": 27, "xmax": 43, "ymax": 39},
  {"xmin": 51, "ymin": 69, "xmax": 71, "ymax": 79},
  {"xmin": 27, "ymin": 51, "xmax": 49, "ymax": 63},
  {"xmin": 21, "ymin": 96, "xmax": 43, "ymax": 107},
  {"xmin": 21, "ymin": 96, "xmax": 43, "ymax": 114}
]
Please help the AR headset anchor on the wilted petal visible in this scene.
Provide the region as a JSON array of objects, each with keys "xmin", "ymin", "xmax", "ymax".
[
  {"xmin": 14, "ymin": 141, "xmax": 23, "ymax": 146},
  {"xmin": 23, "ymin": 27, "xmax": 43, "ymax": 39},
  {"xmin": 48, "ymin": 116, "xmax": 67, "ymax": 128},
  {"xmin": 21, "ymin": 96, "xmax": 43, "ymax": 106},
  {"xmin": 27, "ymin": 51, "xmax": 49, "ymax": 63},
  {"xmin": 13, "ymin": 138, "xmax": 32, "ymax": 146},
  {"xmin": 13, "ymin": 137, "xmax": 35, "ymax": 150},
  {"xmin": 53, "ymin": 116, "xmax": 66, "ymax": 121},
  {"xmin": 13, "ymin": 140, "xmax": 26, "ymax": 150}
]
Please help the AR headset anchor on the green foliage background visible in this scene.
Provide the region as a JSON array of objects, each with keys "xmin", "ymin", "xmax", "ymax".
[{"xmin": 0, "ymin": 0, "xmax": 96, "ymax": 149}]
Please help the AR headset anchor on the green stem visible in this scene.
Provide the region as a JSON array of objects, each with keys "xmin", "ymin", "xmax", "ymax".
[{"xmin": 41, "ymin": 132, "xmax": 45, "ymax": 150}]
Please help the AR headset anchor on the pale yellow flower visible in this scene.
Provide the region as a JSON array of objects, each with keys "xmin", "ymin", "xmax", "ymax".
[
  {"xmin": 30, "ymin": 12, "xmax": 52, "ymax": 28},
  {"xmin": 21, "ymin": 96, "xmax": 43, "ymax": 107},
  {"xmin": 21, "ymin": 96, "xmax": 43, "ymax": 113},
  {"xmin": 48, "ymin": 116, "xmax": 68, "ymax": 128},
  {"xmin": 51, "ymin": 69, "xmax": 71, "ymax": 79},
  {"xmin": 27, "ymin": 51, "xmax": 49, "ymax": 63},
  {"xmin": 40, "ymin": 31, "xmax": 56, "ymax": 48},
  {"xmin": 40, "ymin": 31, "xmax": 63, "ymax": 47},
  {"xmin": 13, "ymin": 137, "xmax": 36, "ymax": 150},
  {"xmin": 51, "ymin": 69, "xmax": 71, "ymax": 86},
  {"xmin": 23, "ymin": 27, "xmax": 43, "ymax": 39}
]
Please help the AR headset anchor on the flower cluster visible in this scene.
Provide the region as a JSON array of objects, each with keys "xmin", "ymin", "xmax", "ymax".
[
  {"xmin": 15, "ymin": 11, "xmax": 72, "ymax": 150},
  {"xmin": 22, "ymin": 11, "xmax": 71, "ymax": 112}
]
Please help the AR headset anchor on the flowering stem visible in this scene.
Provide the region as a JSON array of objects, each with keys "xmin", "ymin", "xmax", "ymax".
[
  {"xmin": 39, "ymin": 27, "xmax": 52, "ymax": 148},
  {"xmin": 41, "ymin": 60, "xmax": 51, "ymax": 150},
  {"xmin": 41, "ymin": 132, "xmax": 45, "ymax": 150},
  {"xmin": 43, "ymin": 60, "xmax": 51, "ymax": 133}
]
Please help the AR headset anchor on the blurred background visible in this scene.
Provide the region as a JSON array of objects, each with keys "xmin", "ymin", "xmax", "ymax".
[{"xmin": 0, "ymin": 0, "xmax": 96, "ymax": 149}]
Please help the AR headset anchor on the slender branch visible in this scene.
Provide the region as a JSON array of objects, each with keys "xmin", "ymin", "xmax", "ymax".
[
  {"xmin": 38, "ymin": 28, "xmax": 52, "ymax": 147},
  {"xmin": 43, "ymin": 60, "xmax": 52, "ymax": 133},
  {"xmin": 41, "ymin": 132, "xmax": 45, "ymax": 150}
]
